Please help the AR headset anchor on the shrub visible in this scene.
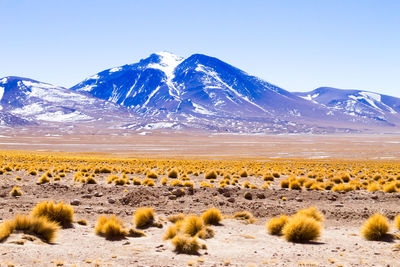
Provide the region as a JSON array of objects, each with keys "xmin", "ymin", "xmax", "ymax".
[
  {"xmin": 168, "ymin": 213, "xmax": 186, "ymax": 223},
  {"xmin": 37, "ymin": 175, "xmax": 50, "ymax": 184},
  {"xmin": 197, "ymin": 226, "xmax": 215, "ymax": 239},
  {"xmin": 296, "ymin": 207, "xmax": 324, "ymax": 222},
  {"xmin": 183, "ymin": 215, "xmax": 204, "ymax": 236},
  {"xmin": 9, "ymin": 215, "xmax": 60, "ymax": 243},
  {"xmin": 183, "ymin": 181, "xmax": 194, "ymax": 188},
  {"xmin": 361, "ymin": 213, "xmax": 389, "ymax": 241},
  {"xmin": 31, "ymin": 201, "xmax": 74, "ymax": 228},
  {"xmin": 289, "ymin": 180, "xmax": 301, "ymax": 190},
  {"xmin": 85, "ymin": 176, "xmax": 97, "ymax": 184},
  {"xmin": 171, "ymin": 234, "xmax": 200, "ymax": 254},
  {"xmin": 282, "ymin": 215, "xmax": 321, "ymax": 243},
  {"xmin": 395, "ymin": 214, "xmax": 400, "ymax": 230},
  {"xmin": 280, "ymin": 179, "xmax": 289, "ymax": 188},
  {"xmin": 266, "ymin": 215, "xmax": 289, "ymax": 235},
  {"xmin": 367, "ymin": 183, "xmax": 380, "ymax": 192},
  {"xmin": 127, "ymin": 228, "xmax": 146, "ymax": 238},
  {"xmin": 146, "ymin": 171, "xmax": 158, "ymax": 179},
  {"xmin": 28, "ymin": 170, "xmax": 38, "ymax": 176},
  {"xmin": 168, "ymin": 169, "xmax": 178, "ymax": 178},
  {"xmin": 383, "ymin": 183, "xmax": 397, "ymax": 193},
  {"xmin": 10, "ymin": 186, "xmax": 23, "ymax": 197},
  {"xmin": 95, "ymin": 215, "xmax": 127, "ymax": 240},
  {"xmin": 204, "ymin": 171, "xmax": 217, "ymax": 179},
  {"xmin": 160, "ymin": 177, "xmax": 168, "ymax": 185},
  {"xmin": 163, "ymin": 225, "xmax": 178, "ymax": 240},
  {"xmin": 0, "ymin": 221, "xmax": 13, "ymax": 242},
  {"xmin": 232, "ymin": 211, "xmax": 256, "ymax": 224},
  {"xmin": 134, "ymin": 207, "xmax": 155, "ymax": 229},
  {"xmin": 202, "ymin": 208, "xmax": 222, "ymax": 225},
  {"xmin": 239, "ymin": 170, "xmax": 248, "ymax": 177}
]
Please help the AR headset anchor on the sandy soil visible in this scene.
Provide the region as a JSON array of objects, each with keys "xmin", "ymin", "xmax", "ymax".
[
  {"xmin": 1, "ymin": 132, "xmax": 400, "ymax": 159},
  {"xmin": 1, "ymin": 170, "xmax": 400, "ymax": 266}
]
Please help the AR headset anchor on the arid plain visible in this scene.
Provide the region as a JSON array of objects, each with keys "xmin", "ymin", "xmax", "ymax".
[{"xmin": 1, "ymin": 132, "xmax": 400, "ymax": 266}]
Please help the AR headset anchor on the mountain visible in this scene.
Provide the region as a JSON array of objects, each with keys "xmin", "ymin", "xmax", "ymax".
[
  {"xmin": 295, "ymin": 87, "xmax": 400, "ymax": 125},
  {"xmin": 71, "ymin": 52, "xmax": 369, "ymax": 131},
  {"xmin": 0, "ymin": 76, "xmax": 130, "ymax": 128},
  {"xmin": 2, "ymin": 52, "xmax": 400, "ymax": 134}
]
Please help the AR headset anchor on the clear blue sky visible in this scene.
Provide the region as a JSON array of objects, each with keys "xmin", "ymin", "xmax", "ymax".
[{"xmin": 1, "ymin": 0, "xmax": 399, "ymax": 96}]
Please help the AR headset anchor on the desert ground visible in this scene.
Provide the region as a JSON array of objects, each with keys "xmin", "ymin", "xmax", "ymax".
[{"xmin": 1, "ymin": 132, "xmax": 400, "ymax": 266}]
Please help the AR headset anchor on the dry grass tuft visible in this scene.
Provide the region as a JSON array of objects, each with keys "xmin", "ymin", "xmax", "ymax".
[
  {"xmin": 9, "ymin": 186, "xmax": 23, "ymax": 197},
  {"xmin": 361, "ymin": 213, "xmax": 389, "ymax": 241},
  {"xmin": 127, "ymin": 228, "xmax": 146, "ymax": 238},
  {"xmin": 266, "ymin": 215, "xmax": 289, "ymax": 235},
  {"xmin": 197, "ymin": 226, "xmax": 215, "ymax": 239},
  {"xmin": 163, "ymin": 225, "xmax": 178, "ymax": 240},
  {"xmin": 201, "ymin": 208, "xmax": 222, "ymax": 225},
  {"xmin": 171, "ymin": 234, "xmax": 200, "ymax": 254},
  {"xmin": 183, "ymin": 215, "xmax": 204, "ymax": 236},
  {"xmin": 134, "ymin": 207, "xmax": 155, "ymax": 229},
  {"xmin": 95, "ymin": 215, "xmax": 127, "ymax": 240},
  {"xmin": 395, "ymin": 214, "xmax": 400, "ymax": 230},
  {"xmin": 1, "ymin": 215, "xmax": 60, "ymax": 243},
  {"xmin": 31, "ymin": 201, "xmax": 74, "ymax": 228},
  {"xmin": 232, "ymin": 211, "xmax": 256, "ymax": 224},
  {"xmin": 295, "ymin": 207, "xmax": 324, "ymax": 222},
  {"xmin": 168, "ymin": 213, "xmax": 186, "ymax": 223},
  {"xmin": 282, "ymin": 215, "xmax": 321, "ymax": 243}
]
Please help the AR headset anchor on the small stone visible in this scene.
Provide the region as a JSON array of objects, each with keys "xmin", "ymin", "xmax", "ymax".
[
  {"xmin": 371, "ymin": 195, "xmax": 378, "ymax": 200},
  {"xmin": 123, "ymin": 241, "xmax": 130, "ymax": 245},
  {"xmin": 227, "ymin": 198, "xmax": 235, "ymax": 203},
  {"xmin": 172, "ymin": 189, "xmax": 185, "ymax": 197},
  {"xmin": 94, "ymin": 192, "xmax": 103, "ymax": 197},
  {"xmin": 244, "ymin": 192, "xmax": 252, "ymax": 200},
  {"xmin": 70, "ymin": 199, "xmax": 80, "ymax": 206},
  {"xmin": 335, "ymin": 204, "xmax": 344, "ymax": 207},
  {"xmin": 82, "ymin": 194, "xmax": 92, "ymax": 199},
  {"xmin": 168, "ymin": 195, "xmax": 177, "ymax": 200},
  {"xmin": 223, "ymin": 192, "xmax": 231, "ymax": 198},
  {"xmin": 257, "ymin": 193, "xmax": 266, "ymax": 199},
  {"xmin": 108, "ymin": 198, "xmax": 116, "ymax": 204}
]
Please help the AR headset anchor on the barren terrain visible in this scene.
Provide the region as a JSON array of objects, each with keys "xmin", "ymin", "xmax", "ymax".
[{"xmin": 0, "ymin": 133, "xmax": 400, "ymax": 266}]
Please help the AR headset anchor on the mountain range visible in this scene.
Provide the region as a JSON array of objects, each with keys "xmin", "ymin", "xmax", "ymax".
[{"xmin": 1, "ymin": 52, "xmax": 400, "ymax": 134}]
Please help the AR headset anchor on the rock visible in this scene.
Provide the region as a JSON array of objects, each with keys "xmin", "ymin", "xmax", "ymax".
[
  {"xmin": 257, "ymin": 193, "xmax": 266, "ymax": 199},
  {"xmin": 244, "ymin": 192, "xmax": 252, "ymax": 200},
  {"xmin": 335, "ymin": 204, "xmax": 344, "ymax": 207},
  {"xmin": 123, "ymin": 241, "xmax": 130, "ymax": 245},
  {"xmin": 295, "ymin": 197, "xmax": 302, "ymax": 202},
  {"xmin": 227, "ymin": 198, "xmax": 235, "ymax": 203},
  {"xmin": 168, "ymin": 195, "xmax": 177, "ymax": 200},
  {"xmin": 162, "ymin": 192, "xmax": 170, "ymax": 197},
  {"xmin": 70, "ymin": 199, "xmax": 81, "ymax": 206},
  {"xmin": 186, "ymin": 188, "xmax": 194, "ymax": 195},
  {"xmin": 94, "ymin": 192, "xmax": 103, "ymax": 197},
  {"xmin": 371, "ymin": 195, "xmax": 378, "ymax": 200},
  {"xmin": 108, "ymin": 198, "xmax": 116, "ymax": 204},
  {"xmin": 82, "ymin": 194, "xmax": 92, "ymax": 199},
  {"xmin": 223, "ymin": 192, "xmax": 231, "ymax": 198},
  {"xmin": 172, "ymin": 189, "xmax": 185, "ymax": 197}
]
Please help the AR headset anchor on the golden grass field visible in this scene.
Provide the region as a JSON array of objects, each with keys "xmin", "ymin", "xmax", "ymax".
[{"xmin": 1, "ymin": 134, "xmax": 400, "ymax": 266}]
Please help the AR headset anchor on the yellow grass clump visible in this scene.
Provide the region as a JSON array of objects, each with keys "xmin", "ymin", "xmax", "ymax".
[
  {"xmin": 134, "ymin": 207, "xmax": 155, "ymax": 229},
  {"xmin": 171, "ymin": 234, "xmax": 200, "ymax": 254},
  {"xmin": 0, "ymin": 215, "xmax": 60, "ymax": 243},
  {"xmin": 361, "ymin": 213, "xmax": 389, "ymax": 241},
  {"xmin": 168, "ymin": 169, "xmax": 178, "ymax": 178},
  {"xmin": 9, "ymin": 186, "xmax": 23, "ymax": 197},
  {"xmin": 204, "ymin": 170, "xmax": 217, "ymax": 179},
  {"xmin": 232, "ymin": 211, "xmax": 256, "ymax": 224},
  {"xmin": 282, "ymin": 215, "xmax": 321, "ymax": 243},
  {"xmin": 183, "ymin": 215, "xmax": 204, "ymax": 236},
  {"xmin": 394, "ymin": 214, "xmax": 400, "ymax": 230},
  {"xmin": 95, "ymin": 215, "xmax": 127, "ymax": 240},
  {"xmin": 201, "ymin": 208, "xmax": 222, "ymax": 225},
  {"xmin": 163, "ymin": 225, "xmax": 178, "ymax": 240},
  {"xmin": 31, "ymin": 200, "xmax": 74, "ymax": 228},
  {"xmin": 266, "ymin": 215, "xmax": 289, "ymax": 235},
  {"xmin": 295, "ymin": 207, "xmax": 324, "ymax": 222}
]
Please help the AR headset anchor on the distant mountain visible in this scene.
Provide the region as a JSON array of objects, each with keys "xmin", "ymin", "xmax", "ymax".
[
  {"xmin": 71, "ymin": 52, "xmax": 358, "ymax": 126},
  {"xmin": 295, "ymin": 87, "xmax": 400, "ymax": 125},
  {"xmin": 2, "ymin": 53, "xmax": 400, "ymax": 134},
  {"xmin": 0, "ymin": 76, "xmax": 129, "ymax": 127}
]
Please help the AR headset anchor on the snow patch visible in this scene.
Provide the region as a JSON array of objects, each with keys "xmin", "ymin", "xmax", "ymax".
[
  {"xmin": 109, "ymin": 67, "xmax": 122, "ymax": 73},
  {"xmin": 0, "ymin": 86, "xmax": 4, "ymax": 100},
  {"xmin": 0, "ymin": 78, "xmax": 7, "ymax": 84},
  {"xmin": 36, "ymin": 111, "xmax": 92, "ymax": 122},
  {"xmin": 192, "ymin": 102, "xmax": 215, "ymax": 115},
  {"xmin": 147, "ymin": 52, "xmax": 184, "ymax": 98}
]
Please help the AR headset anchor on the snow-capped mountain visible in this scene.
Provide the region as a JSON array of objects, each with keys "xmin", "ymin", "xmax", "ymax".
[
  {"xmin": 2, "ymin": 52, "xmax": 400, "ymax": 134},
  {"xmin": 71, "ymin": 52, "xmax": 346, "ymax": 124},
  {"xmin": 295, "ymin": 87, "xmax": 400, "ymax": 125},
  {"xmin": 0, "ymin": 76, "xmax": 130, "ymax": 127}
]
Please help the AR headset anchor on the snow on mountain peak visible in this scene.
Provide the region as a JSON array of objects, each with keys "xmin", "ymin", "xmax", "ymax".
[{"xmin": 148, "ymin": 52, "xmax": 184, "ymax": 98}]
